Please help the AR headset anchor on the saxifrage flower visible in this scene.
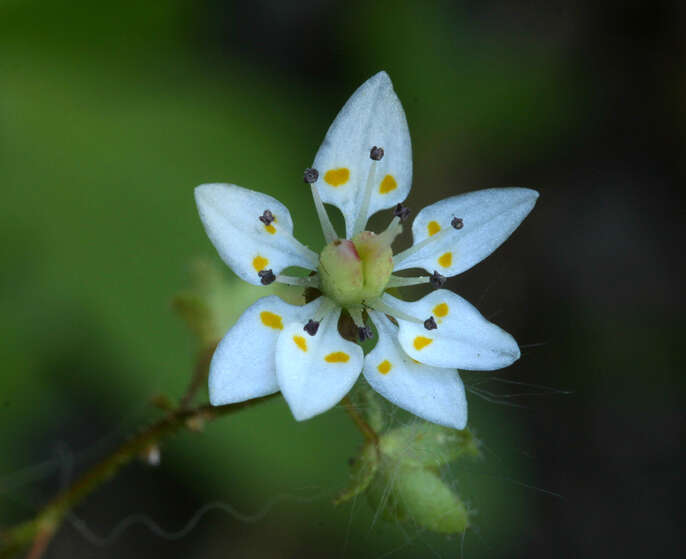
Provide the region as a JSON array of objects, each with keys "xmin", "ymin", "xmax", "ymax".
[{"xmin": 195, "ymin": 71, "xmax": 538, "ymax": 429}]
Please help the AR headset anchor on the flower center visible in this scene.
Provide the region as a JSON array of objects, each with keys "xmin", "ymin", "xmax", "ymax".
[{"xmin": 318, "ymin": 228, "xmax": 397, "ymax": 306}]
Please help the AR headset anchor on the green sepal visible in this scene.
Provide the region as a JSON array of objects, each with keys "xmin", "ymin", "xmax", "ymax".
[
  {"xmin": 339, "ymin": 416, "xmax": 479, "ymax": 534},
  {"xmin": 380, "ymin": 423, "xmax": 480, "ymax": 469},
  {"xmin": 367, "ymin": 464, "xmax": 470, "ymax": 534},
  {"xmin": 334, "ymin": 443, "xmax": 378, "ymax": 505}
]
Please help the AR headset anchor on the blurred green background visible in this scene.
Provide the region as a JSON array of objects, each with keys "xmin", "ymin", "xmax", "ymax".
[{"xmin": 1, "ymin": 1, "xmax": 683, "ymax": 557}]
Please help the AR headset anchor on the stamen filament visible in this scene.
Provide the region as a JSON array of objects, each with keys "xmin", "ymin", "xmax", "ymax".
[
  {"xmin": 348, "ymin": 307, "xmax": 365, "ymax": 328},
  {"xmin": 352, "ymin": 160, "xmax": 377, "ymax": 236},
  {"xmin": 275, "ymin": 274, "xmax": 320, "ymax": 287},
  {"xmin": 386, "ymin": 275, "xmax": 430, "ymax": 288},
  {"xmin": 312, "ymin": 297, "xmax": 337, "ymax": 323},
  {"xmin": 392, "ymin": 225, "xmax": 455, "ymax": 268},
  {"xmin": 376, "ymin": 216, "xmax": 402, "ymax": 247},
  {"xmin": 365, "ymin": 297, "xmax": 424, "ymax": 324},
  {"xmin": 310, "ymin": 184, "xmax": 338, "ymax": 244}
]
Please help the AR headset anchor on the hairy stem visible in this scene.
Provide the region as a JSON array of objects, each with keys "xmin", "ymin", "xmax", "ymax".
[
  {"xmin": 179, "ymin": 343, "xmax": 217, "ymax": 409},
  {"xmin": 0, "ymin": 394, "xmax": 278, "ymax": 559},
  {"xmin": 341, "ymin": 396, "xmax": 379, "ymax": 451}
]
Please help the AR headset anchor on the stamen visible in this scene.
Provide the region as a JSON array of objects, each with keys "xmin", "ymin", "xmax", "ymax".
[
  {"xmin": 305, "ymin": 167, "xmax": 338, "ymax": 244},
  {"xmin": 303, "ymin": 168, "xmax": 319, "ymax": 184},
  {"xmin": 386, "ymin": 275, "xmax": 430, "ymax": 288},
  {"xmin": 348, "ymin": 307, "xmax": 374, "ymax": 341},
  {"xmin": 392, "ymin": 219, "xmax": 457, "ymax": 268},
  {"xmin": 451, "ymin": 217, "xmax": 464, "ymax": 229},
  {"xmin": 348, "ymin": 307, "xmax": 365, "ymax": 328},
  {"xmin": 424, "ymin": 316, "xmax": 437, "ymax": 330},
  {"xmin": 429, "ymin": 271, "xmax": 446, "ymax": 289},
  {"xmin": 366, "ymin": 297, "xmax": 424, "ymax": 324},
  {"xmin": 393, "ymin": 203, "xmax": 411, "ymax": 222},
  {"xmin": 304, "ymin": 319, "xmax": 319, "ymax": 336},
  {"xmin": 259, "ymin": 210, "xmax": 275, "ymax": 226},
  {"xmin": 351, "ymin": 148, "xmax": 382, "ymax": 235},
  {"xmin": 311, "ymin": 297, "xmax": 336, "ymax": 324},
  {"xmin": 376, "ymin": 216, "xmax": 403, "ymax": 247},
  {"xmin": 257, "ymin": 269, "xmax": 276, "ymax": 285},
  {"xmin": 358, "ymin": 325, "xmax": 374, "ymax": 341},
  {"xmin": 369, "ymin": 146, "xmax": 384, "ymax": 161},
  {"xmin": 275, "ymin": 274, "xmax": 320, "ymax": 287}
]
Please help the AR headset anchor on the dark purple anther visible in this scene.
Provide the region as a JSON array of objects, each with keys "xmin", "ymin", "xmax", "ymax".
[{"xmin": 424, "ymin": 316, "xmax": 437, "ymax": 330}]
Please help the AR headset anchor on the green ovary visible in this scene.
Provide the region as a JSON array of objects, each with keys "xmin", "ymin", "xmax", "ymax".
[{"xmin": 318, "ymin": 232, "xmax": 393, "ymax": 306}]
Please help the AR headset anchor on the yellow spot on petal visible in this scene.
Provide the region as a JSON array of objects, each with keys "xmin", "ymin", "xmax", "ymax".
[
  {"xmin": 378, "ymin": 174, "xmax": 397, "ymax": 194},
  {"xmin": 433, "ymin": 302, "xmax": 449, "ymax": 318},
  {"xmin": 413, "ymin": 336, "xmax": 433, "ymax": 350},
  {"xmin": 438, "ymin": 252, "xmax": 452, "ymax": 268},
  {"xmin": 427, "ymin": 221, "xmax": 441, "ymax": 236},
  {"xmin": 265, "ymin": 224, "xmax": 276, "ymax": 234},
  {"xmin": 325, "ymin": 351, "xmax": 350, "ymax": 363},
  {"xmin": 293, "ymin": 335, "xmax": 307, "ymax": 352},
  {"xmin": 253, "ymin": 255, "xmax": 269, "ymax": 271},
  {"xmin": 377, "ymin": 360, "xmax": 392, "ymax": 375},
  {"xmin": 324, "ymin": 168, "xmax": 350, "ymax": 186},
  {"xmin": 260, "ymin": 311, "xmax": 283, "ymax": 330}
]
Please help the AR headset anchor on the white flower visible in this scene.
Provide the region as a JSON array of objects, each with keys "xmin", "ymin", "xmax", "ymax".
[{"xmin": 195, "ymin": 71, "xmax": 538, "ymax": 429}]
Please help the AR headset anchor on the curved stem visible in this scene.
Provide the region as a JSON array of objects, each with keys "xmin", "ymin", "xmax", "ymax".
[
  {"xmin": 341, "ymin": 396, "xmax": 379, "ymax": 452},
  {"xmin": 0, "ymin": 394, "xmax": 278, "ymax": 559},
  {"xmin": 179, "ymin": 343, "xmax": 217, "ymax": 409}
]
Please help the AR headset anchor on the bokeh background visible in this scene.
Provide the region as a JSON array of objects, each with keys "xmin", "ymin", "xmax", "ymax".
[{"xmin": 1, "ymin": 1, "xmax": 683, "ymax": 557}]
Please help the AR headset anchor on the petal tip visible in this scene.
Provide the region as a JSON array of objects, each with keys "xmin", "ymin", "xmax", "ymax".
[
  {"xmin": 366, "ymin": 70, "xmax": 394, "ymax": 93},
  {"xmin": 452, "ymin": 417, "xmax": 468, "ymax": 431},
  {"xmin": 208, "ymin": 379, "xmax": 228, "ymax": 407},
  {"xmin": 370, "ymin": 69, "xmax": 391, "ymax": 81},
  {"xmin": 208, "ymin": 390, "xmax": 223, "ymax": 407},
  {"xmin": 512, "ymin": 343, "xmax": 522, "ymax": 362},
  {"xmin": 509, "ymin": 186, "xmax": 540, "ymax": 203},
  {"xmin": 291, "ymin": 409, "xmax": 314, "ymax": 422},
  {"xmin": 283, "ymin": 396, "xmax": 322, "ymax": 422},
  {"xmin": 523, "ymin": 188, "xmax": 540, "ymax": 205}
]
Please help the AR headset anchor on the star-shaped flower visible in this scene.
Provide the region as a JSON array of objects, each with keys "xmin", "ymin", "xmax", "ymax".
[{"xmin": 195, "ymin": 72, "xmax": 538, "ymax": 429}]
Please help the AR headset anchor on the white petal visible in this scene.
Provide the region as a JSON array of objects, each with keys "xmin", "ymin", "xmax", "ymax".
[
  {"xmin": 195, "ymin": 183, "xmax": 317, "ymax": 285},
  {"xmin": 275, "ymin": 308, "xmax": 363, "ymax": 421},
  {"xmin": 383, "ymin": 290, "xmax": 520, "ymax": 370},
  {"xmin": 394, "ymin": 188, "xmax": 539, "ymax": 275},
  {"xmin": 313, "ymin": 71, "xmax": 412, "ymax": 237},
  {"xmin": 209, "ymin": 296, "xmax": 323, "ymax": 405},
  {"xmin": 365, "ymin": 311, "xmax": 467, "ymax": 429}
]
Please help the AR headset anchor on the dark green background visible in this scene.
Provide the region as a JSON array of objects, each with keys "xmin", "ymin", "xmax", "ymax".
[{"xmin": 1, "ymin": 1, "xmax": 682, "ymax": 557}]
